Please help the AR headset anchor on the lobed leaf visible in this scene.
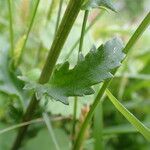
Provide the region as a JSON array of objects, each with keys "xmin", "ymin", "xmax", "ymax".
[{"xmin": 24, "ymin": 38, "xmax": 125, "ymax": 104}]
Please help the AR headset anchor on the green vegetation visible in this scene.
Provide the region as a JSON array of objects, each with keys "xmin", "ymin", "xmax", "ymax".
[{"xmin": 0, "ymin": 0, "xmax": 150, "ymax": 150}]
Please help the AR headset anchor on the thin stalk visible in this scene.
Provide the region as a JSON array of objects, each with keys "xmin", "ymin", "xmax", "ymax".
[
  {"xmin": 0, "ymin": 116, "xmax": 149, "ymax": 136},
  {"xmin": 124, "ymin": 12, "xmax": 150, "ymax": 53},
  {"xmin": 73, "ymin": 82, "xmax": 108, "ymax": 150},
  {"xmin": 0, "ymin": 118, "xmax": 42, "ymax": 135},
  {"xmin": 43, "ymin": 113, "xmax": 60, "ymax": 150},
  {"xmin": 93, "ymin": 100, "xmax": 103, "ymax": 150},
  {"xmin": 79, "ymin": 10, "xmax": 89, "ymax": 52},
  {"xmin": 7, "ymin": 0, "xmax": 14, "ymax": 56},
  {"xmin": 72, "ymin": 10, "xmax": 89, "ymax": 143},
  {"xmin": 64, "ymin": 11, "xmax": 104, "ymax": 60},
  {"xmin": 11, "ymin": 0, "xmax": 83, "ymax": 150},
  {"xmin": 34, "ymin": 0, "xmax": 58, "ymax": 66},
  {"xmin": 17, "ymin": 0, "xmax": 40, "ymax": 67},
  {"xmin": 47, "ymin": 0, "xmax": 56, "ymax": 21},
  {"xmin": 72, "ymin": 96, "xmax": 78, "ymax": 143},
  {"xmin": 106, "ymin": 89, "xmax": 150, "ymax": 141},
  {"xmin": 118, "ymin": 67, "xmax": 128, "ymax": 99},
  {"xmin": 73, "ymin": 11, "xmax": 150, "ymax": 150},
  {"xmin": 55, "ymin": 0, "xmax": 64, "ymax": 35},
  {"xmin": 0, "ymin": 116, "xmax": 70, "ymax": 135}
]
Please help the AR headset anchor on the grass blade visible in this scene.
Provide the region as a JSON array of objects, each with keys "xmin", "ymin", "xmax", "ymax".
[
  {"xmin": 106, "ymin": 89, "xmax": 150, "ymax": 141},
  {"xmin": 43, "ymin": 113, "xmax": 60, "ymax": 150},
  {"xmin": 17, "ymin": 0, "xmax": 41, "ymax": 67},
  {"xmin": 103, "ymin": 122, "xmax": 150, "ymax": 135},
  {"xmin": 7, "ymin": 0, "xmax": 14, "ymax": 56},
  {"xmin": 55, "ymin": 0, "xmax": 64, "ymax": 35}
]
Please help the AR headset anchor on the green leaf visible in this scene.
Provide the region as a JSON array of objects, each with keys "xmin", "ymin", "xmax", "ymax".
[
  {"xmin": 24, "ymin": 38, "xmax": 125, "ymax": 104},
  {"xmin": 82, "ymin": 0, "xmax": 116, "ymax": 11},
  {"xmin": 106, "ymin": 89, "xmax": 150, "ymax": 141}
]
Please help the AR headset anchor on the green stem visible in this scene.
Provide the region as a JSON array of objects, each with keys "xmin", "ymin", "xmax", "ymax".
[
  {"xmin": 64, "ymin": 11, "xmax": 104, "ymax": 60},
  {"xmin": 73, "ymin": 82, "xmax": 108, "ymax": 150},
  {"xmin": 72, "ymin": 96, "xmax": 78, "ymax": 143},
  {"xmin": 11, "ymin": 0, "xmax": 83, "ymax": 150},
  {"xmin": 72, "ymin": 10, "xmax": 89, "ymax": 143},
  {"xmin": 55, "ymin": 0, "xmax": 64, "ymax": 35},
  {"xmin": 7, "ymin": 0, "xmax": 14, "ymax": 56},
  {"xmin": 43, "ymin": 113, "xmax": 60, "ymax": 150},
  {"xmin": 79, "ymin": 10, "xmax": 89, "ymax": 53},
  {"xmin": 47, "ymin": 0, "xmax": 57, "ymax": 21},
  {"xmin": 106, "ymin": 89, "xmax": 150, "ymax": 141},
  {"xmin": 73, "ymin": 11, "xmax": 150, "ymax": 150},
  {"xmin": 39, "ymin": 0, "xmax": 83, "ymax": 83},
  {"xmin": 94, "ymin": 100, "xmax": 103, "ymax": 150},
  {"xmin": 34, "ymin": 0, "xmax": 58, "ymax": 66},
  {"xmin": 124, "ymin": 12, "xmax": 150, "ymax": 53},
  {"xmin": 0, "ymin": 116, "xmax": 69, "ymax": 135},
  {"xmin": 17, "ymin": 0, "xmax": 40, "ymax": 67}
]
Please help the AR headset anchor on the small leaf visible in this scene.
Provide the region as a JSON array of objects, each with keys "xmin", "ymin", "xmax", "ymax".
[
  {"xmin": 24, "ymin": 38, "xmax": 125, "ymax": 104},
  {"xmin": 82, "ymin": 0, "xmax": 116, "ymax": 11}
]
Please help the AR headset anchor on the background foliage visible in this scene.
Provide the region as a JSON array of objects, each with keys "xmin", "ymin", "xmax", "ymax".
[{"xmin": 0, "ymin": 0, "xmax": 150, "ymax": 149}]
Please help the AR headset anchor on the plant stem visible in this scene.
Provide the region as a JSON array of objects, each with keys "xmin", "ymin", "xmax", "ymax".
[
  {"xmin": 11, "ymin": 0, "xmax": 83, "ymax": 149},
  {"xmin": 73, "ymin": 11, "xmax": 150, "ymax": 150},
  {"xmin": 38, "ymin": 0, "xmax": 83, "ymax": 83},
  {"xmin": 0, "ymin": 116, "xmax": 70, "ymax": 135},
  {"xmin": 72, "ymin": 96, "xmax": 78, "ymax": 143},
  {"xmin": 17, "ymin": 0, "xmax": 40, "ymax": 67},
  {"xmin": 55, "ymin": 0, "xmax": 64, "ymax": 35},
  {"xmin": 7, "ymin": 0, "xmax": 14, "ymax": 56},
  {"xmin": 47, "ymin": 0, "xmax": 56, "ymax": 21},
  {"xmin": 34, "ymin": 0, "xmax": 59, "ymax": 66},
  {"xmin": 79, "ymin": 10, "xmax": 89, "ymax": 53},
  {"xmin": 43, "ymin": 113, "xmax": 60, "ymax": 150},
  {"xmin": 64, "ymin": 11, "xmax": 104, "ymax": 60},
  {"xmin": 72, "ymin": 10, "xmax": 89, "ymax": 143},
  {"xmin": 73, "ymin": 82, "xmax": 108, "ymax": 150},
  {"xmin": 94, "ymin": 100, "xmax": 103, "ymax": 150},
  {"xmin": 124, "ymin": 12, "xmax": 150, "ymax": 53},
  {"xmin": 34, "ymin": 0, "xmax": 58, "ymax": 66}
]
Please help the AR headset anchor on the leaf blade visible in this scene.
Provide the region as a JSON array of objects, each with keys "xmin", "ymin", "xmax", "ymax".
[
  {"xmin": 24, "ymin": 38, "xmax": 125, "ymax": 104},
  {"xmin": 106, "ymin": 89, "xmax": 150, "ymax": 141}
]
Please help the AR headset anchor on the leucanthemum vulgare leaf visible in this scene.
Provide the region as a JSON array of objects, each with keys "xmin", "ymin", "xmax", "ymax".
[
  {"xmin": 82, "ymin": 0, "xmax": 116, "ymax": 11},
  {"xmin": 23, "ymin": 38, "xmax": 125, "ymax": 104}
]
